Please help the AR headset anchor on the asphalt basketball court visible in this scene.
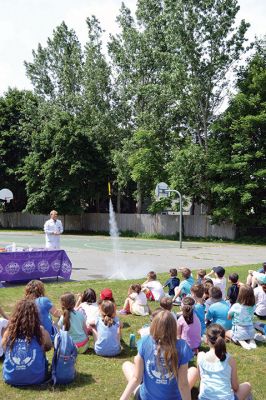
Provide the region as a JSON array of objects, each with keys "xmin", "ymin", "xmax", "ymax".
[{"xmin": 0, "ymin": 232, "xmax": 264, "ymax": 281}]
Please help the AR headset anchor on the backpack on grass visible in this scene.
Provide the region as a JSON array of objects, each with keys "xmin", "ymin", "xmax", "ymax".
[{"xmin": 51, "ymin": 330, "xmax": 78, "ymax": 385}]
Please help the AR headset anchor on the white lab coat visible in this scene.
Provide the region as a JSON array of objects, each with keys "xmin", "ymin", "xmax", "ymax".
[{"xmin": 44, "ymin": 218, "xmax": 63, "ymax": 249}]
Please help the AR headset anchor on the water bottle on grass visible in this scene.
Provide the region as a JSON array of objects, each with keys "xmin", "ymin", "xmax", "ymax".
[{"xmin": 129, "ymin": 334, "xmax": 136, "ymax": 349}]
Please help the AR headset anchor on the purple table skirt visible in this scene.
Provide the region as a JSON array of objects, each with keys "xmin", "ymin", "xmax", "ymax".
[{"xmin": 0, "ymin": 250, "xmax": 72, "ymax": 281}]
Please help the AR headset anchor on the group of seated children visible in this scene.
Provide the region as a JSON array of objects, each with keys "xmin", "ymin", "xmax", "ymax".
[
  {"xmin": 0, "ymin": 281, "xmax": 122, "ymax": 386},
  {"xmin": 0, "ymin": 262, "xmax": 265, "ymax": 398}
]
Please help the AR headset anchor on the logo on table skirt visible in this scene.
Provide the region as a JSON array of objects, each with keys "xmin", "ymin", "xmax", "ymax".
[
  {"xmin": 0, "ymin": 264, "xmax": 3, "ymax": 273},
  {"xmin": 37, "ymin": 260, "xmax": 49, "ymax": 273},
  {"xmin": 5, "ymin": 262, "xmax": 20, "ymax": 275},
  {"xmin": 51, "ymin": 259, "xmax": 61, "ymax": 272},
  {"xmin": 61, "ymin": 261, "xmax": 71, "ymax": 273},
  {"xmin": 22, "ymin": 261, "xmax": 36, "ymax": 274}
]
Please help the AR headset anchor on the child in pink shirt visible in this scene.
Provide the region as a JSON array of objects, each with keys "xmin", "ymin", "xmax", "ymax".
[{"xmin": 177, "ymin": 297, "xmax": 201, "ymax": 353}]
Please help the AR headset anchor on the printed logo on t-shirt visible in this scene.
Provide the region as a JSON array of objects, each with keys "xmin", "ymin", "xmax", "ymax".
[
  {"xmin": 146, "ymin": 347, "xmax": 173, "ymax": 384},
  {"xmin": 9, "ymin": 340, "xmax": 37, "ymax": 370}
]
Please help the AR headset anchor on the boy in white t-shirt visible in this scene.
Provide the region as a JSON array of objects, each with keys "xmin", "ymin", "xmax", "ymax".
[
  {"xmin": 141, "ymin": 271, "xmax": 164, "ymax": 301},
  {"xmin": 205, "ymin": 266, "xmax": 226, "ymax": 299}
]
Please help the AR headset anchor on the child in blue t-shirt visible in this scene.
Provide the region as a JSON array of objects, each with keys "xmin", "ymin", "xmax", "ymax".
[
  {"xmin": 172, "ymin": 268, "xmax": 194, "ymax": 304},
  {"xmin": 163, "ymin": 268, "xmax": 180, "ymax": 297},
  {"xmin": 25, "ymin": 280, "xmax": 61, "ymax": 340},
  {"xmin": 190, "ymin": 283, "xmax": 206, "ymax": 336},
  {"xmin": 120, "ymin": 310, "xmax": 195, "ymax": 400},
  {"xmin": 206, "ymin": 287, "xmax": 232, "ymax": 331},
  {"xmin": 93, "ymin": 300, "xmax": 121, "ymax": 357}
]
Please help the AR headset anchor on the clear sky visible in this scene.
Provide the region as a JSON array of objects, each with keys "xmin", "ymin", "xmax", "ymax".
[{"xmin": 0, "ymin": 0, "xmax": 265, "ymax": 95}]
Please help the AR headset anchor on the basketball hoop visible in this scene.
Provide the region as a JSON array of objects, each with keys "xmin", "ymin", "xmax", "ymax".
[
  {"xmin": 0, "ymin": 188, "xmax": 14, "ymax": 203},
  {"xmin": 154, "ymin": 183, "xmax": 183, "ymax": 249},
  {"xmin": 155, "ymin": 182, "xmax": 170, "ymax": 200}
]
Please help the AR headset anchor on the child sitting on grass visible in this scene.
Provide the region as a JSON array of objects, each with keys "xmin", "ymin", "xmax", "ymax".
[
  {"xmin": 160, "ymin": 296, "xmax": 177, "ymax": 320},
  {"xmin": 163, "ymin": 268, "xmax": 180, "ymax": 296},
  {"xmin": 93, "ymin": 300, "xmax": 121, "ymax": 357},
  {"xmin": 196, "ymin": 269, "xmax": 206, "ymax": 284},
  {"xmin": 119, "ymin": 284, "xmax": 150, "ymax": 316},
  {"xmin": 205, "ymin": 266, "xmax": 226, "ymax": 299},
  {"xmin": 203, "ymin": 279, "xmax": 214, "ymax": 312},
  {"xmin": 142, "ymin": 271, "xmax": 164, "ymax": 301},
  {"xmin": 177, "ymin": 297, "xmax": 201, "ymax": 353},
  {"xmin": 189, "ymin": 324, "xmax": 252, "ymax": 400},
  {"xmin": 0, "ymin": 305, "xmax": 9, "ymax": 358},
  {"xmin": 190, "ymin": 284, "xmax": 206, "ymax": 336},
  {"xmin": 254, "ymin": 274, "xmax": 266, "ymax": 319},
  {"xmin": 75, "ymin": 288, "xmax": 99, "ymax": 334},
  {"xmin": 58, "ymin": 292, "xmax": 89, "ymax": 353},
  {"xmin": 227, "ymin": 284, "xmax": 256, "ymax": 350},
  {"xmin": 227, "ymin": 273, "xmax": 240, "ymax": 306},
  {"xmin": 206, "ymin": 287, "xmax": 232, "ymax": 331},
  {"xmin": 172, "ymin": 267, "xmax": 194, "ymax": 304}
]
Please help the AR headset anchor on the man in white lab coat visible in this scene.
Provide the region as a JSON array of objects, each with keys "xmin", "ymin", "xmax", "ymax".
[{"xmin": 44, "ymin": 210, "xmax": 63, "ymax": 249}]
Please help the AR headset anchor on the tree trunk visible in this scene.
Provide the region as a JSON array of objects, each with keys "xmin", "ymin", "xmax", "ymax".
[{"xmin": 136, "ymin": 182, "xmax": 142, "ymax": 214}]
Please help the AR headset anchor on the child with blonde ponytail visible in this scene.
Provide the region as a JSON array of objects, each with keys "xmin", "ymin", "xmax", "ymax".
[
  {"xmin": 93, "ymin": 300, "xmax": 121, "ymax": 356},
  {"xmin": 191, "ymin": 324, "xmax": 252, "ymax": 400},
  {"xmin": 58, "ymin": 292, "xmax": 88, "ymax": 353}
]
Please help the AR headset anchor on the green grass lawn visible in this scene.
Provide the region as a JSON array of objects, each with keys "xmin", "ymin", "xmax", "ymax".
[{"xmin": 0, "ymin": 264, "xmax": 265, "ymax": 400}]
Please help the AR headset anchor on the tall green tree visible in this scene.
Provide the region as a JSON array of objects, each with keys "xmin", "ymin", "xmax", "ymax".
[
  {"xmin": 209, "ymin": 41, "xmax": 266, "ymax": 225},
  {"xmin": 0, "ymin": 89, "xmax": 39, "ymax": 210},
  {"xmin": 108, "ymin": 2, "xmax": 180, "ymax": 210},
  {"xmin": 25, "ymin": 21, "xmax": 83, "ymax": 113},
  {"xmin": 23, "ymin": 110, "xmax": 101, "ymax": 214},
  {"xmin": 164, "ymin": 0, "xmax": 250, "ymax": 149}
]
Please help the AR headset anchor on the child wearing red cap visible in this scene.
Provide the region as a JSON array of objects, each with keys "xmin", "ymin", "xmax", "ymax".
[{"xmin": 100, "ymin": 288, "xmax": 114, "ymax": 302}]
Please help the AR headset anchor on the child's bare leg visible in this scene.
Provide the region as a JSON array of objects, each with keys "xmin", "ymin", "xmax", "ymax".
[
  {"xmin": 187, "ymin": 366, "xmax": 199, "ymax": 389},
  {"xmin": 251, "ymin": 276, "xmax": 258, "ymax": 289},
  {"xmin": 92, "ymin": 327, "xmax": 98, "ymax": 343},
  {"xmin": 235, "ymin": 382, "xmax": 251, "ymax": 400},
  {"xmin": 246, "ymin": 273, "xmax": 253, "ymax": 286},
  {"xmin": 122, "ymin": 298, "xmax": 131, "ymax": 312},
  {"xmin": 122, "ymin": 361, "xmax": 135, "ymax": 382}
]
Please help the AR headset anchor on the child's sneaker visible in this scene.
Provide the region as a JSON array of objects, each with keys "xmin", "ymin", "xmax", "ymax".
[
  {"xmin": 248, "ymin": 340, "xmax": 257, "ymax": 349},
  {"xmin": 238, "ymin": 340, "xmax": 251, "ymax": 350},
  {"xmin": 172, "ymin": 297, "xmax": 181, "ymax": 306},
  {"xmin": 254, "ymin": 333, "xmax": 266, "ymax": 342},
  {"xmin": 118, "ymin": 309, "xmax": 128, "ymax": 315}
]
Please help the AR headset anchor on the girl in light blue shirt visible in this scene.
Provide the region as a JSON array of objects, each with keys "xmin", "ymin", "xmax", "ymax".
[
  {"xmin": 227, "ymin": 284, "xmax": 256, "ymax": 350},
  {"xmin": 93, "ymin": 300, "xmax": 121, "ymax": 357},
  {"xmin": 195, "ymin": 324, "xmax": 252, "ymax": 400}
]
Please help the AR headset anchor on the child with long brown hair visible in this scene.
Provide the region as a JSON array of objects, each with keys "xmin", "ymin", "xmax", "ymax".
[
  {"xmin": 189, "ymin": 324, "xmax": 252, "ymax": 400},
  {"xmin": 93, "ymin": 300, "xmax": 121, "ymax": 356},
  {"xmin": 24, "ymin": 280, "xmax": 61, "ymax": 340},
  {"xmin": 177, "ymin": 296, "xmax": 201, "ymax": 352},
  {"xmin": 2, "ymin": 299, "xmax": 52, "ymax": 386},
  {"xmin": 58, "ymin": 292, "xmax": 88, "ymax": 353},
  {"xmin": 227, "ymin": 284, "xmax": 256, "ymax": 350},
  {"xmin": 120, "ymin": 310, "xmax": 195, "ymax": 400}
]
